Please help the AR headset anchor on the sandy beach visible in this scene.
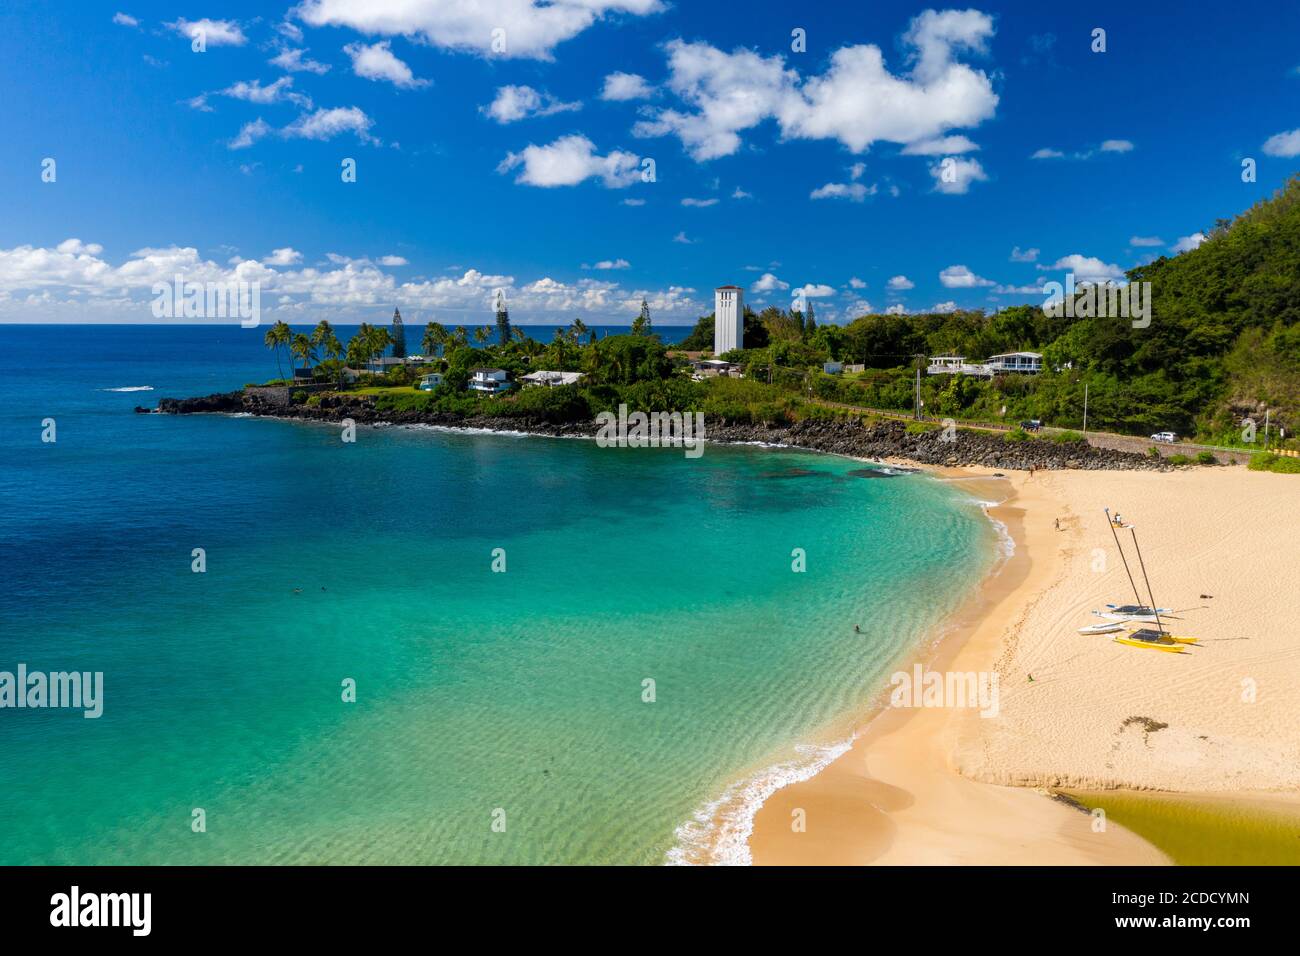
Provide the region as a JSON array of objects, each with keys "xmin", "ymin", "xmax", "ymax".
[{"xmin": 750, "ymin": 465, "xmax": 1300, "ymax": 865}]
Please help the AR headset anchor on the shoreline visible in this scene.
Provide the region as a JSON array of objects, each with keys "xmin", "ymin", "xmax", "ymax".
[
  {"xmin": 748, "ymin": 465, "xmax": 1300, "ymax": 865},
  {"xmin": 748, "ymin": 467, "xmax": 1169, "ymax": 865}
]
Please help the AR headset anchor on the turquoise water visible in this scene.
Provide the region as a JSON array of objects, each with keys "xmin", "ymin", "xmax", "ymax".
[{"xmin": 0, "ymin": 325, "xmax": 995, "ymax": 864}]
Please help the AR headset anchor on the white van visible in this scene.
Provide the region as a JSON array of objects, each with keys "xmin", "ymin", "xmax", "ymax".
[{"xmin": 1150, "ymin": 431, "xmax": 1178, "ymax": 443}]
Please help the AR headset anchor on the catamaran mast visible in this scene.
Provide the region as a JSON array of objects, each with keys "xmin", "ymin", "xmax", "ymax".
[
  {"xmin": 1104, "ymin": 508, "xmax": 1144, "ymax": 608},
  {"xmin": 1128, "ymin": 526, "xmax": 1166, "ymax": 634}
]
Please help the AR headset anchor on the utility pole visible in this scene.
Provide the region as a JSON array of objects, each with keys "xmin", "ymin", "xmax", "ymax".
[
  {"xmin": 1082, "ymin": 382, "xmax": 1089, "ymax": 436},
  {"xmin": 1264, "ymin": 408, "xmax": 1271, "ymax": 451},
  {"xmin": 914, "ymin": 366, "xmax": 921, "ymax": 420}
]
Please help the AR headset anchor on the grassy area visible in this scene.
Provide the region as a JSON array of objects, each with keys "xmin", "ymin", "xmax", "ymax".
[
  {"xmin": 1248, "ymin": 452, "xmax": 1300, "ymax": 474},
  {"xmin": 1062, "ymin": 790, "xmax": 1300, "ymax": 865}
]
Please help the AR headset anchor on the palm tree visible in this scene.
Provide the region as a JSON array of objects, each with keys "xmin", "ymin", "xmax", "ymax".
[
  {"xmin": 346, "ymin": 323, "xmax": 374, "ymax": 371},
  {"xmin": 452, "ymin": 326, "xmax": 469, "ymax": 349},
  {"xmin": 422, "ymin": 321, "xmax": 448, "ymax": 357},
  {"xmin": 290, "ymin": 333, "xmax": 317, "ymax": 375},
  {"xmin": 569, "ymin": 317, "xmax": 589, "ymax": 344},
  {"xmin": 367, "ymin": 326, "xmax": 392, "ymax": 368},
  {"xmin": 473, "ymin": 325, "xmax": 491, "ymax": 346},
  {"xmin": 264, "ymin": 320, "xmax": 292, "ymax": 381}
]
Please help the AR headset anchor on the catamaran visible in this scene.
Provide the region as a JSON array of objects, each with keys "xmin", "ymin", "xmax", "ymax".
[{"xmin": 1113, "ymin": 629, "xmax": 1186, "ymax": 653}]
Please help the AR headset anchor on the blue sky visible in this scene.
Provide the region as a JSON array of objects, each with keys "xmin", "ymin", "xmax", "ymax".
[{"xmin": 1, "ymin": 0, "xmax": 1298, "ymax": 325}]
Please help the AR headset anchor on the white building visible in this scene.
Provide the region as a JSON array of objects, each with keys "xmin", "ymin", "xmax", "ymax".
[
  {"xmin": 467, "ymin": 368, "xmax": 511, "ymax": 395},
  {"xmin": 927, "ymin": 352, "xmax": 1043, "ymax": 377},
  {"xmin": 520, "ymin": 370, "xmax": 584, "ymax": 388},
  {"xmin": 418, "ymin": 372, "xmax": 445, "ymax": 391},
  {"xmin": 714, "ymin": 285, "xmax": 744, "ymax": 355},
  {"xmin": 985, "ymin": 352, "xmax": 1043, "ymax": 374}
]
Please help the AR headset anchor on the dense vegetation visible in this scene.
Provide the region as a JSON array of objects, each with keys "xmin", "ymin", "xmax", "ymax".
[
  {"xmin": 271, "ymin": 175, "xmax": 1300, "ymax": 449},
  {"xmin": 679, "ymin": 176, "xmax": 1300, "ymax": 446}
]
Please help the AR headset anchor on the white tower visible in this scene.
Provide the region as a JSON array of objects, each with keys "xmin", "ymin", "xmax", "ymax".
[{"xmin": 714, "ymin": 285, "xmax": 744, "ymax": 355}]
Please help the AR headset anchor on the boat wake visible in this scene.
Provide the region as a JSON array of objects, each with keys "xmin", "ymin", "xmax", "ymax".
[{"xmin": 101, "ymin": 385, "xmax": 153, "ymax": 392}]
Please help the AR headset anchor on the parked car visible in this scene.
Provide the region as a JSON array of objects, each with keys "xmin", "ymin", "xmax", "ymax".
[
  {"xmin": 1019, "ymin": 419, "xmax": 1042, "ymax": 432},
  {"xmin": 1150, "ymin": 431, "xmax": 1178, "ymax": 443}
]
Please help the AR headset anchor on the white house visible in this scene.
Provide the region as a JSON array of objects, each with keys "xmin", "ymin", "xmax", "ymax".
[
  {"xmin": 690, "ymin": 359, "xmax": 741, "ymax": 381},
  {"xmin": 520, "ymin": 370, "xmax": 584, "ymax": 388},
  {"xmin": 714, "ymin": 285, "xmax": 744, "ymax": 355},
  {"xmin": 467, "ymin": 368, "xmax": 511, "ymax": 395},
  {"xmin": 927, "ymin": 355, "xmax": 990, "ymax": 377},
  {"xmin": 927, "ymin": 352, "xmax": 1043, "ymax": 377},
  {"xmin": 418, "ymin": 372, "xmax": 445, "ymax": 391},
  {"xmin": 823, "ymin": 361, "xmax": 844, "ymax": 375},
  {"xmin": 985, "ymin": 351, "xmax": 1043, "ymax": 374}
]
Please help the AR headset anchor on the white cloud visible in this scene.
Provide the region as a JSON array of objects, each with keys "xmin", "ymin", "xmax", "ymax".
[
  {"xmin": 221, "ymin": 76, "xmax": 310, "ymax": 107},
  {"xmin": 265, "ymin": 247, "xmax": 303, "ymax": 266},
  {"xmin": 1009, "ymin": 246, "xmax": 1039, "ymax": 262},
  {"xmin": 601, "ymin": 72, "xmax": 654, "ymax": 101},
  {"xmin": 750, "ymin": 272, "xmax": 789, "ymax": 293},
  {"xmin": 379, "ymin": 255, "xmax": 408, "ymax": 266},
  {"xmin": 584, "ymin": 258, "xmax": 631, "ymax": 270},
  {"xmin": 56, "ymin": 239, "xmax": 104, "ymax": 256},
  {"xmin": 672, "ymin": 231, "xmax": 695, "ymax": 244},
  {"xmin": 1128, "ymin": 236, "xmax": 1164, "ymax": 247},
  {"xmin": 113, "ymin": 13, "xmax": 138, "ymax": 28},
  {"xmin": 1262, "ymin": 128, "xmax": 1300, "ymax": 157},
  {"xmin": 931, "ymin": 300, "xmax": 958, "ymax": 313},
  {"xmin": 849, "ymin": 277, "xmax": 867, "ymax": 289},
  {"xmin": 1030, "ymin": 147, "xmax": 1064, "ymax": 159},
  {"xmin": 0, "ymin": 239, "xmax": 707, "ymax": 323},
  {"xmin": 1100, "ymin": 139, "xmax": 1134, "ymax": 153},
  {"xmin": 885, "ymin": 303, "xmax": 908, "ymax": 315},
  {"xmin": 187, "ymin": 94, "xmax": 213, "ymax": 112},
  {"xmin": 929, "ymin": 157, "xmax": 987, "ymax": 194},
  {"xmin": 795, "ymin": 283, "xmax": 836, "ymax": 298},
  {"xmin": 296, "ymin": 0, "xmax": 666, "ymax": 61},
  {"xmin": 810, "ymin": 181, "xmax": 874, "ymax": 202},
  {"xmin": 167, "ymin": 18, "xmax": 246, "ymax": 47},
  {"xmin": 622, "ymin": 198, "xmax": 646, "ymax": 206},
  {"xmin": 1172, "ymin": 233, "xmax": 1206, "ymax": 254},
  {"xmin": 498, "ymin": 134, "xmax": 640, "ymax": 188},
  {"xmin": 681, "ymin": 197, "xmax": 718, "ymax": 207},
  {"xmin": 229, "ymin": 118, "xmax": 271, "ymax": 150},
  {"xmin": 848, "ymin": 162, "xmax": 866, "ymax": 180},
  {"xmin": 939, "ymin": 264, "xmax": 993, "ymax": 288},
  {"xmin": 731, "ymin": 186, "xmax": 752, "ymax": 199},
  {"xmin": 283, "ymin": 107, "xmax": 380, "ymax": 144},
  {"xmin": 483, "ymin": 85, "xmax": 581, "ymax": 123},
  {"xmin": 633, "ymin": 10, "xmax": 997, "ymax": 161},
  {"xmin": 901, "ymin": 134, "xmax": 978, "ymax": 155},
  {"xmin": 344, "ymin": 40, "xmax": 429, "ymax": 88},
  {"xmin": 1038, "ymin": 254, "xmax": 1125, "ymax": 283},
  {"xmin": 270, "ymin": 48, "xmax": 330, "ymax": 74},
  {"xmin": 886, "ymin": 275, "xmax": 914, "ymax": 290}
]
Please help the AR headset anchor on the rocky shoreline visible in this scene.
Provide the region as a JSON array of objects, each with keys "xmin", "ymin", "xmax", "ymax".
[{"xmin": 143, "ymin": 390, "xmax": 1170, "ymax": 471}]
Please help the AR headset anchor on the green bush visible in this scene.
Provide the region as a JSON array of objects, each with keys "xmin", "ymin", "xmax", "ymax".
[
  {"xmin": 1167, "ymin": 453, "xmax": 1192, "ymax": 466},
  {"xmin": 1051, "ymin": 430, "xmax": 1085, "ymax": 443},
  {"xmin": 291, "ymin": 390, "xmax": 308, "ymax": 403},
  {"xmin": 1195, "ymin": 451, "xmax": 1216, "ymax": 465},
  {"xmin": 1248, "ymin": 452, "xmax": 1300, "ymax": 474},
  {"xmin": 1147, "ymin": 446, "xmax": 1161, "ymax": 458},
  {"xmin": 1004, "ymin": 427, "xmax": 1030, "ymax": 442}
]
